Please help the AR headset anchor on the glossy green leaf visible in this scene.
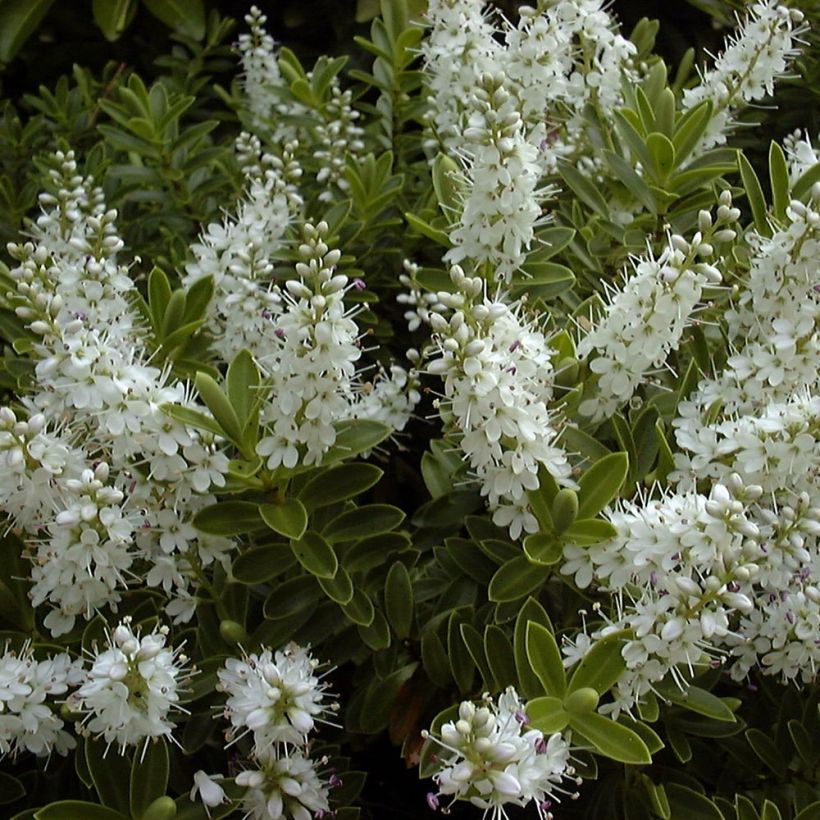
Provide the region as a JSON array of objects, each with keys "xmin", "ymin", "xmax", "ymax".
[
  {"xmin": 483, "ymin": 625, "xmax": 516, "ymax": 689},
  {"xmin": 761, "ymin": 802, "xmax": 783, "ymax": 820},
  {"xmin": 523, "ymin": 534, "xmax": 563, "ymax": 566},
  {"xmin": 91, "ymin": 0, "xmax": 137, "ymax": 41},
  {"xmin": 232, "ymin": 544, "xmax": 292, "ymax": 584},
  {"xmin": 344, "ymin": 532, "xmax": 411, "ymax": 573},
  {"xmin": 768, "ymin": 141, "xmax": 789, "ymax": 221},
  {"xmin": 34, "ymin": 803, "xmax": 127, "ymax": 820},
  {"xmin": 299, "ymin": 463, "xmax": 382, "ymax": 509},
  {"xmin": 290, "ymin": 531, "xmax": 338, "ymax": 578},
  {"xmin": 488, "ymin": 556, "xmax": 549, "ymax": 602},
  {"xmin": 0, "ymin": 772, "xmax": 25, "ymax": 805},
  {"xmin": 142, "ymin": 0, "xmax": 206, "ymax": 39},
  {"xmin": 385, "ymin": 561, "xmax": 413, "ymax": 638},
  {"xmin": 525, "ymin": 622, "xmax": 566, "ymax": 698},
  {"xmin": 447, "ymin": 610, "xmax": 475, "ymax": 694},
  {"xmin": 141, "ymin": 797, "xmax": 178, "ymax": 820},
  {"xmin": 0, "ymin": 0, "xmax": 56, "ymax": 64},
  {"xmin": 665, "ymin": 784, "xmax": 724, "ymax": 820},
  {"xmin": 403, "ymin": 212, "xmax": 451, "ymax": 247},
  {"xmin": 226, "ymin": 349, "xmax": 259, "ymax": 426},
  {"xmin": 745, "ymin": 728, "xmax": 786, "ymax": 777},
  {"xmin": 568, "ymin": 630, "xmax": 629, "ymax": 695},
  {"xmin": 323, "ymin": 420, "xmax": 392, "ymax": 464},
  {"xmin": 577, "ymin": 451, "xmax": 629, "ymax": 519},
  {"xmin": 421, "ymin": 626, "xmax": 452, "ymax": 687},
  {"xmin": 656, "ymin": 682, "xmax": 736, "ymax": 722},
  {"xmin": 738, "ymin": 152, "xmax": 770, "ymax": 236},
  {"xmin": 794, "ymin": 803, "xmax": 820, "ymax": 820},
  {"xmin": 563, "ymin": 518, "xmax": 618, "ymax": 544},
  {"xmin": 263, "ymin": 576, "xmax": 318, "ymax": 620},
  {"xmin": 194, "ymin": 371, "xmax": 243, "ymax": 443},
  {"xmin": 647, "ymin": 132, "xmax": 676, "ymax": 181},
  {"xmin": 525, "ymin": 696, "xmax": 569, "ymax": 734},
  {"xmin": 85, "ymin": 738, "xmax": 131, "ymax": 814},
  {"xmin": 323, "ymin": 504, "xmax": 405, "ymax": 542},
  {"xmin": 259, "ymin": 498, "xmax": 308, "ymax": 540},
  {"xmin": 130, "ymin": 737, "xmax": 169, "ymax": 818},
  {"xmin": 193, "ymin": 501, "xmax": 266, "ymax": 536},
  {"xmin": 431, "ymin": 153, "xmax": 462, "ymax": 216},
  {"xmin": 514, "ymin": 598, "xmax": 552, "ymax": 699},
  {"xmin": 317, "ymin": 564, "xmax": 354, "ymax": 604},
  {"xmin": 672, "ymin": 100, "xmax": 713, "ymax": 166},
  {"xmin": 571, "ymin": 712, "xmax": 652, "ymax": 764},
  {"xmin": 160, "ymin": 404, "xmax": 222, "ymax": 437},
  {"xmin": 341, "ymin": 588, "xmax": 375, "ymax": 626}
]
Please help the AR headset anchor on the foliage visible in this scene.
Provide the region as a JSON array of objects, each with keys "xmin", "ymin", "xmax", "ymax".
[{"xmin": 0, "ymin": 1, "xmax": 818, "ymax": 820}]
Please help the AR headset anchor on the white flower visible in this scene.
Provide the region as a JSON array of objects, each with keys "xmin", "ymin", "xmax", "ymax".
[
  {"xmin": 0, "ymin": 643, "xmax": 82, "ymax": 760},
  {"xmin": 236, "ymin": 748, "xmax": 330, "ymax": 820},
  {"xmin": 424, "ymin": 688, "xmax": 575, "ymax": 820},
  {"xmin": 217, "ymin": 643, "xmax": 335, "ymax": 754},
  {"xmin": 70, "ymin": 619, "xmax": 190, "ymax": 752},
  {"xmin": 191, "ymin": 771, "xmax": 228, "ymax": 816}
]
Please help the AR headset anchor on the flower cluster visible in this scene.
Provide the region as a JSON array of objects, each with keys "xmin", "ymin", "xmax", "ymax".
[
  {"xmin": 191, "ymin": 644, "xmax": 337, "ymax": 820},
  {"xmin": 577, "ymin": 198, "xmax": 738, "ymax": 422},
  {"xmin": 425, "ymin": 266, "xmax": 571, "ymax": 538},
  {"xmin": 68, "ymin": 618, "xmax": 191, "ymax": 754},
  {"xmin": 682, "ymin": 1, "xmax": 806, "ymax": 156},
  {"xmin": 0, "ymin": 642, "xmax": 82, "ymax": 760},
  {"xmin": 423, "ymin": 688, "xmax": 577, "ymax": 820},
  {"xmin": 4, "ymin": 152, "xmax": 233, "ymax": 634}
]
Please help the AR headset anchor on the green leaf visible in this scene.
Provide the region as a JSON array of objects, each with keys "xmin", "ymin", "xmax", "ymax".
[
  {"xmin": 385, "ymin": 561, "xmax": 413, "ymax": 638},
  {"xmin": 792, "ymin": 161, "xmax": 820, "ymax": 199},
  {"xmin": 404, "ymin": 212, "xmax": 451, "ymax": 247},
  {"xmin": 768, "ymin": 141, "xmax": 789, "ymax": 222},
  {"xmin": 142, "ymin": 0, "xmax": 205, "ymax": 39},
  {"xmin": 647, "ymin": 132, "xmax": 676, "ymax": 182},
  {"xmin": 0, "ymin": 772, "xmax": 25, "ymax": 805},
  {"xmin": 232, "ymin": 544, "xmax": 292, "ymax": 584},
  {"xmin": 317, "ymin": 564, "xmax": 354, "ymax": 604},
  {"xmin": 92, "ymin": 0, "xmax": 137, "ymax": 40},
  {"xmin": 344, "ymin": 532, "xmax": 411, "ymax": 573},
  {"xmin": 259, "ymin": 498, "xmax": 308, "ymax": 540},
  {"xmin": 655, "ymin": 682, "xmax": 736, "ymax": 722},
  {"xmin": 794, "ymin": 803, "xmax": 820, "ymax": 820},
  {"xmin": 761, "ymin": 802, "xmax": 783, "ymax": 820},
  {"xmin": 161, "ymin": 404, "xmax": 222, "ymax": 437},
  {"xmin": 299, "ymin": 464, "xmax": 382, "ymax": 510},
  {"xmin": 483, "ymin": 625, "xmax": 516, "ymax": 690},
  {"xmin": 513, "ymin": 263, "xmax": 575, "ymax": 299},
  {"xmin": 447, "ymin": 611, "xmax": 475, "ymax": 694},
  {"xmin": 85, "ymin": 738, "xmax": 131, "ymax": 814},
  {"xmin": 323, "ymin": 505, "xmax": 405, "ymax": 542},
  {"xmin": 563, "ymin": 518, "xmax": 618, "ymax": 544},
  {"xmin": 0, "ymin": 0, "xmax": 55, "ymax": 64},
  {"xmin": 558, "ymin": 161, "xmax": 609, "ymax": 216},
  {"xmin": 526, "ymin": 696, "xmax": 569, "ymax": 734},
  {"xmin": 341, "ymin": 588, "xmax": 375, "ymax": 626},
  {"xmin": 358, "ymin": 608, "xmax": 391, "ymax": 650},
  {"xmin": 551, "ymin": 488, "xmax": 578, "ymax": 533},
  {"xmin": 525, "ymin": 622, "xmax": 566, "ymax": 698},
  {"xmin": 568, "ymin": 630, "xmax": 629, "ymax": 695},
  {"xmin": 488, "ymin": 556, "xmax": 549, "ymax": 602},
  {"xmin": 738, "ymin": 151, "xmax": 770, "ymax": 236},
  {"xmin": 194, "ymin": 372, "xmax": 243, "ymax": 444},
  {"xmin": 745, "ymin": 728, "xmax": 786, "ymax": 778},
  {"xmin": 523, "ymin": 534, "xmax": 563, "ymax": 566},
  {"xmin": 160, "ymin": 290, "xmax": 186, "ymax": 339},
  {"xmin": 672, "ymin": 102, "xmax": 712, "ymax": 166},
  {"xmin": 514, "ymin": 598, "xmax": 552, "ymax": 699},
  {"xmin": 263, "ymin": 576, "xmax": 318, "ymax": 620},
  {"xmin": 130, "ymin": 737, "xmax": 169, "ymax": 818},
  {"xmin": 461, "ymin": 622, "xmax": 496, "ymax": 690},
  {"xmin": 431, "ymin": 153, "xmax": 462, "ymax": 216},
  {"xmin": 666, "ymin": 784, "xmax": 724, "ymax": 820},
  {"xmin": 193, "ymin": 501, "xmax": 266, "ymax": 536},
  {"xmin": 141, "ymin": 797, "xmax": 179, "ymax": 820},
  {"xmin": 226, "ymin": 349, "xmax": 259, "ymax": 427},
  {"xmin": 34, "ymin": 803, "xmax": 128, "ymax": 820},
  {"xmin": 324, "ymin": 420, "xmax": 392, "ymax": 464},
  {"xmin": 147, "ymin": 266, "xmax": 172, "ymax": 331},
  {"xmin": 290, "ymin": 531, "xmax": 338, "ymax": 579},
  {"xmin": 577, "ymin": 452, "xmax": 629, "ymax": 518},
  {"xmin": 571, "ymin": 712, "xmax": 652, "ymax": 764}
]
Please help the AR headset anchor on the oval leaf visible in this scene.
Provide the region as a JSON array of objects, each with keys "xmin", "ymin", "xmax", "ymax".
[
  {"xmin": 577, "ymin": 452, "xmax": 629, "ymax": 519},
  {"xmin": 299, "ymin": 463, "xmax": 383, "ymax": 510},
  {"xmin": 291, "ymin": 531, "xmax": 338, "ymax": 578},
  {"xmin": 571, "ymin": 712, "xmax": 652, "ymax": 764},
  {"xmin": 259, "ymin": 498, "xmax": 308, "ymax": 540},
  {"xmin": 525, "ymin": 622, "xmax": 566, "ymax": 698}
]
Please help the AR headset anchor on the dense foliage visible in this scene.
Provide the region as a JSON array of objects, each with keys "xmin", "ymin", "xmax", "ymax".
[{"xmin": 0, "ymin": 1, "xmax": 818, "ymax": 819}]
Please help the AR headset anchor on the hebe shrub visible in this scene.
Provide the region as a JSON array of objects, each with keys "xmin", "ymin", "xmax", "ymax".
[{"xmin": 0, "ymin": 1, "xmax": 818, "ymax": 819}]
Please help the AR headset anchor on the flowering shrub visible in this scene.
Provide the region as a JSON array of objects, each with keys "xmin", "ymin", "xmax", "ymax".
[{"xmin": 0, "ymin": 1, "xmax": 818, "ymax": 819}]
